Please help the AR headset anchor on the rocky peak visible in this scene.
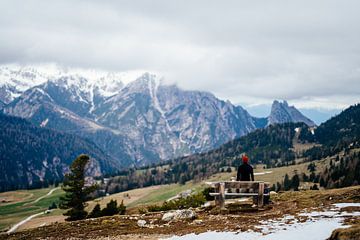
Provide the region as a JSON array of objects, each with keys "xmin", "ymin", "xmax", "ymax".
[{"xmin": 268, "ymin": 100, "xmax": 315, "ymax": 126}]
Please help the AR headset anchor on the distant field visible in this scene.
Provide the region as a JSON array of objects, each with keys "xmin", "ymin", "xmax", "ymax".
[
  {"xmin": 0, "ymin": 156, "xmax": 332, "ymax": 232},
  {"xmin": 0, "ymin": 187, "xmax": 64, "ymax": 232}
]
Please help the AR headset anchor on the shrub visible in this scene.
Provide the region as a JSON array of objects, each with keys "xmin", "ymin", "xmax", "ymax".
[
  {"xmin": 202, "ymin": 187, "xmax": 215, "ymax": 201},
  {"xmin": 147, "ymin": 192, "xmax": 206, "ymax": 212},
  {"xmin": 88, "ymin": 200, "xmax": 126, "ymax": 218},
  {"xmin": 118, "ymin": 200, "xmax": 126, "ymax": 215},
  {"xmin": 102, "ymin": 199, "xmax": 120, "ymax": 216},
  {"xmin": 48, "ymin": 202, "xmax": 57, "ymax": 210},
  {"xmin": 88, "ymin": 204, "xmax": 102, "ymax": 218}
]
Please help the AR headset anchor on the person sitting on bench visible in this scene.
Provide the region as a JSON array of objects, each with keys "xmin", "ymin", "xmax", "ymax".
[{"xmin": 237, "ymin": 155, "xmax": 254, "ymax": 181}]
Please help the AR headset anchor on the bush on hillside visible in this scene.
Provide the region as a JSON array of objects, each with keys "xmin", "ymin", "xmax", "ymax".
[
  {"xmin": 202, "ymin": 187, "xmax": 215, "ymax": 201},
  {"xmin": 147, "ymin": 192, "xmax": 206, "ymax": 212},
  {"xmin": 87, "ymin": 199, "xmax": 126, "ymax": 219},
  {"xmin": 48, "ymin": 202, "xmax": 57, "ymax": 210},
  {"xmin": 88, "ymin": 204, "xmax": 102, "ymax": 218}
]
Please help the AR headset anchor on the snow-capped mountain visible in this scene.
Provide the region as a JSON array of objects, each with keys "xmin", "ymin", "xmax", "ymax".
[
  {"xmin": 0, "ymin": 64, "xmax": 139, "ymax": 106},
  {"xmin": 268, "ymin": 100, "xmax": 316, "ymax": 127},
  {"xmin": 0, "ymin": 66, "xmax": 50, "ymax": 104},
  {"xmin": 0, "ymin": 65, "xmax": 316, "ymax": 166}
]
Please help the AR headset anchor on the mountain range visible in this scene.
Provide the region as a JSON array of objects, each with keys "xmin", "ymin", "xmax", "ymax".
[
  {"xmin": 103, "ymin": 103, "xmax": 360, "ymax": 194},
  {"xmin": 0, "ymin": 65, "xmax": 317, "ymax": 190},
  {"xmin": 0, "ymin": 66, "xmax": 315, "ymax": 164}
]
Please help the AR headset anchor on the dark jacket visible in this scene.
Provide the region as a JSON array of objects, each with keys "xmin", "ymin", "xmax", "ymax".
[{"xmin": 237, "ymin": 163, "xmax": 254, "ymax": 181}]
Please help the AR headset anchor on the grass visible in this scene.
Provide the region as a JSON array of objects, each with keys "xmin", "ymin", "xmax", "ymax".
[
  {"xmin": 0, "ymin": 187, "xmax": 64, "ymax": 232},
  {"xmin": 0, "ymin": 156, "xmax": 334, "ymax": 232}
]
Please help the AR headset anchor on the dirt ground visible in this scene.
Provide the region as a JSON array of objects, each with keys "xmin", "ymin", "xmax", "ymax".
[{"xmin": 1, "ymin": 186, "xmax": 359, "ymax": 240}]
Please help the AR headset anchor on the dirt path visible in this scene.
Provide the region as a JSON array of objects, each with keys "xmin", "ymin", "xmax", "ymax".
[
  {"xmin": 30, "ymin": 187, "xmax": 60, "ymax": 204},
  {"xmin": 7, "ymin": 187, "xmax": 59, "ymax": 233},
  {"xmin": 6, "ymin": 211, "xmax": 48, "ymax": 234}
]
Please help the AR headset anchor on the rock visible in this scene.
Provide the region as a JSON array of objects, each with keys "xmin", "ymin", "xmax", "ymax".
[
  {"xmin": 194, "ymin": 219, "xmax": 203, "ymax": 225},
  {"xmin": 162, "ymin": 212, "xmax": 176, "ymax": 222},
  {"xmin": 166, "ymin": 189, "xmax": 193, "ymax": 202},
  {"xmin": 162, "ymin": 209, "xmax": 197, "ymax": 222},
  {"xmin": 202, "ymin": 201, "xmax": 211, "ymax": 207},
  {"xmin": 137, "ymin": 219, "xmax": 147, "ymax": 227}
]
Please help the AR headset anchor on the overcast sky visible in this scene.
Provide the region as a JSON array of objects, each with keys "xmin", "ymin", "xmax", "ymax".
[{"xmin": 1, "ymin": 0, "xmax": 359, "ymax": 110}]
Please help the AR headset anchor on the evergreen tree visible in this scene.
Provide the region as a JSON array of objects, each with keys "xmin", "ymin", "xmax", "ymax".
[
  {"xmin": 88, "ymin": 204, "xmax": 102, "ymax": 218},
  {"xmin": 308, "ymin": 163, "xmax": 316, "ymax": 173},
  {"xmin": 283, "ymin": 174, "xmax": 291, "ymax": 191},
  {"xmin": 291, "ymin": 174, "xmax": 300, "ymax": 191},
  {"xmin": 118, "ymin": 200, "xmax": 126, "ymax": 215},
  {"xmin": 48, "ymin": 202, "xmax": 57, "ymax": 210},
  {"xmin": 59, "ymin": 155, "xmax": 97, "ymax": 221},
  {"xmin": 101, "ymin": 199, "xmax": 120, "ymax": 216},
  {"xmin": 311, "ymin": 184, "xmax": 319, "ymax": 190}
]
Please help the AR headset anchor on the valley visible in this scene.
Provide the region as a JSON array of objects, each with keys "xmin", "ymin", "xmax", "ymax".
[
  {"xmin": 0, "ymin": 156, "xmax": 333, "ymax": 233},
  {"xmin": 1, "ymin": 2, "xmax": 359, "ymax": 239}
]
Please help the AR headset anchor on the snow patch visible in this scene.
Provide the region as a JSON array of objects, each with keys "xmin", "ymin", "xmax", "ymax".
[
  {"xmin": 40, "ymin": 118, "xmax": 49, "ymax": 127},
  {"xmin": 148, "ymin": 77, "xmax": 172, "ymax": 132},
  {"xmin": 165, "ymin": 203, "xmax": 360, "ymax": 240}
]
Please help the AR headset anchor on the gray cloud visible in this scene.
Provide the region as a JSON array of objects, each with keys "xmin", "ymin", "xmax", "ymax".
[{"xmin": 0, "ymin": 0, "xmax": 359, "ymax": 109}]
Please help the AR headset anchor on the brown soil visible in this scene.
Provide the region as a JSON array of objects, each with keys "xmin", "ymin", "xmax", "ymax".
[{"xmin": 1, "ymin": 186, "xmax": 359, "ymax": 240}]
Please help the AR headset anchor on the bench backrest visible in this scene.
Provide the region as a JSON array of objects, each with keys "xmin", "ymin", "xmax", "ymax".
[{"xmin": 210, "ymin": 181, "xmax": 270, "ymax": 208}]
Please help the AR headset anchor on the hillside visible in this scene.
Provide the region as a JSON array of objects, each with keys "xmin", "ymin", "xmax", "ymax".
[
  {"xmin": 0, "ymin": 114, "xmax": 120, "ymax": 192},
  {"xmin": 101, "ymin": 104, "xmax": 360, "ymax": 194},
  {"xmin": 101, "ymin": 122, "xmax": 312, "ymax": 194},
  {"xmin": 2, "ymin": 185, "xmax": 359, "ymax": 240},
  {"xmin": 0, "ymin": 157, "xmax": 332, "ymax": 233},
  {"xmin": 300, "ymin": 104, "xmax": 360, "ymax": 188}
]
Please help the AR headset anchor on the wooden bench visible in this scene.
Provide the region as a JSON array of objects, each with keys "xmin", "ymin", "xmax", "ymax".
[{"xmin": 207, "ymin": 181, "xmax": 270, "ymax": 208}]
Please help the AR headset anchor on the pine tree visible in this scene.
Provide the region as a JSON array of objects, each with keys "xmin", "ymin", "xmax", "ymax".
[
  {"xmin": 101, "ymin": 199, "xmax": 120, "ymax": 216},
  {"xmin": 291, "ymin": 174, "xmax": 300, "ymax": 191},
  {"xmin": 311, "ymin": 184, "xmax": 319, "ymax": 190},
  {"xmin": 48, "ymin": 202, "xmax": 57, "ymax": 210},
  {"xmin": 283, "ymin": 174, "xmax": 291, "ymax": 191},
  {"xmin": 88, "ymin": 204, "xmax": 102, "ymax": 218},
  {"xmin": 59, "ymin": 155, "xmax": 97, "ymax": 221},
  {"xmin": 118, "ymin": 200, "xmax": 126, "ymax": 215}
]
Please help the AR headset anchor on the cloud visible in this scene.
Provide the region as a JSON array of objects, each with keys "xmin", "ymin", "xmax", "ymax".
[{"xmin": 0, "ymin": 0, "xmax": 359, "ymax": 109}]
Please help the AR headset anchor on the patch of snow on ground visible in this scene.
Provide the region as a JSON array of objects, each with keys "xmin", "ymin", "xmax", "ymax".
[{"xmin": 164, "ymin": 203, "xmax": 360, "ymax": 240}]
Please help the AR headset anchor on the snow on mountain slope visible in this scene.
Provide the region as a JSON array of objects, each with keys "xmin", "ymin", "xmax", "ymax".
[
  {"xmin": 1, "ymin": 65, "xmax": 317, "ymax": 166},
  {"xmin": 0, "ymin": 64, "xmax": 144, "ymax": 105}
]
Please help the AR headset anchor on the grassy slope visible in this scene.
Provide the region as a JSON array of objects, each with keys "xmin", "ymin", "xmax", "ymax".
[
  {"xmin": 0, "ymin": 156, "xmax": 332, "ymax": 232},
  {"xmin": 0, "ymin": 188, "xmax": 64, "ymax": 232}
]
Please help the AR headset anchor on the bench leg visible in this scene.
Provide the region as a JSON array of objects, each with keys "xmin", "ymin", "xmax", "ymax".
[
  {"xmin": 214, "ymin": 183, "xmax": 220, "ymax": 206},
  {"xmin": 219, "ymin": 182, "xmax": 225, "ymax": 209},
  {"xmin": 258, "ymin": 183, "xmax": 264, "ymax": 207}
]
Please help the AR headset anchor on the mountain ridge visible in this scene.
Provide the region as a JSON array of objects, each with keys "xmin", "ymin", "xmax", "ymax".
[
  {"xmin": 1, "ymin": 65, "xmax": 316, "ymax": 166},
  {"xmin": 0, "ymin": 113, "xmax": 121, "ymax": 192}
]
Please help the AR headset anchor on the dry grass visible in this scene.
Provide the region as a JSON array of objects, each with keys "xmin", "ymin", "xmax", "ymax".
[{"xmin": 3, "ymin": 186, "xmax": 359, "ymax": 240}]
